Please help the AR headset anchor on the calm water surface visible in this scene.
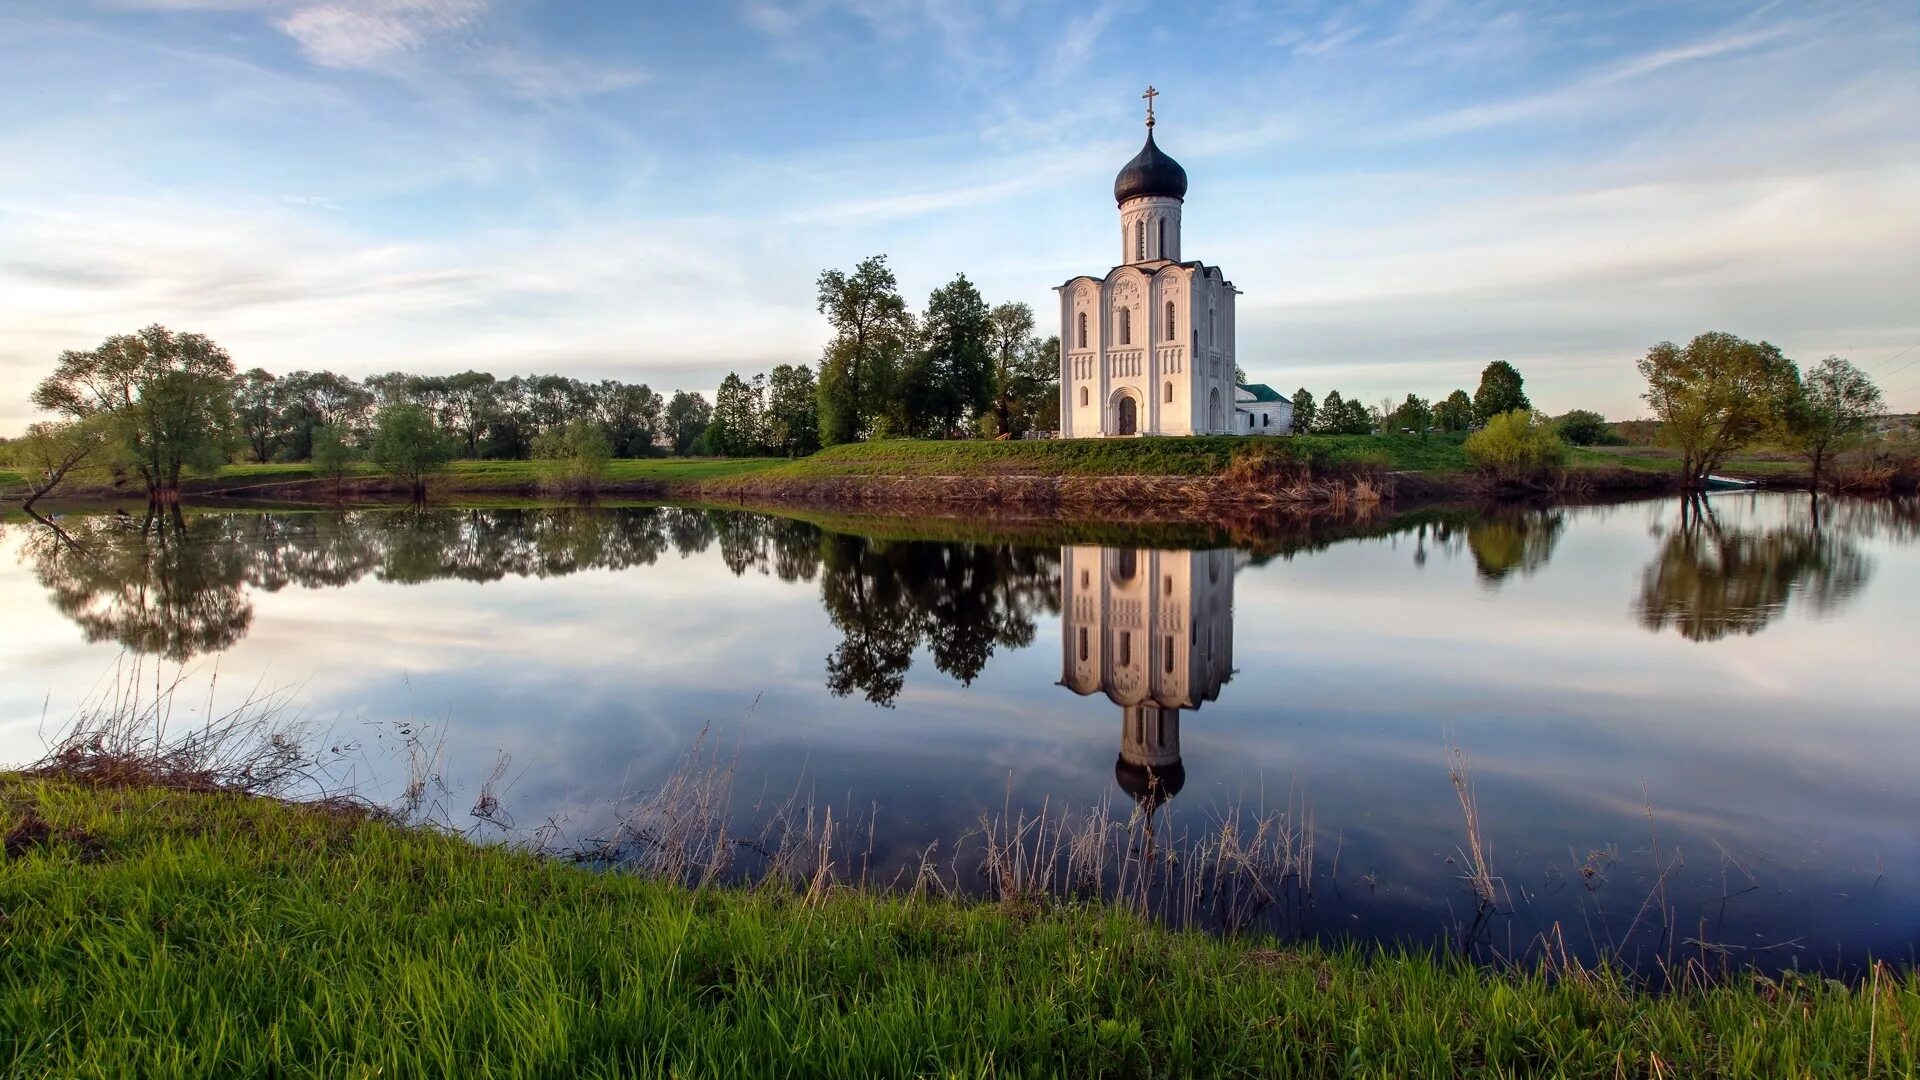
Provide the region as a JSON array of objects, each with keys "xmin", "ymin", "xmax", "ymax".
[{"xmin": 3, "ymin": 494, "xmax": 1916, "ymax": 972}]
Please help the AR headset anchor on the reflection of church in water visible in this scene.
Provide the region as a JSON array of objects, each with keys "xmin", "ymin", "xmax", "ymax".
[{"xmin": 1059, "ymin": 547, "xmax": 1239, "ymax": 809}]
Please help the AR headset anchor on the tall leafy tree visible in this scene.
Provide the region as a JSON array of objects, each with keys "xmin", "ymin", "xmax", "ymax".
[
  {"xmin": 1781, "ymin": 356, "xmax": 1883, "ymax": 490},
  {"xmin": 1472, "ymin": 361, "xmax": 1531, "ymax": 423},
  {"xmin": 444, "ymin": 371, "xmax": 500, "ymax": 458},
  {"xmin": 664, "ymin": 391, "xmax": 712, "ymax": 456},
  {"xmin": 31, "ymin": 325, "xmax": 239, "ymax": 499},
  {"xmin": 1637, "ymin": 331, "xmax": 1799, "ymax": 489},
  {"xmin": 277, "ymin": 370, "xmax": 374, "ymax": 459},
  {"xmin": 1340, "ymin": 397, "xmax": 1373, "ymax": 435},
  {"xmin": 912, "ymin": 274, "xmax": 994, "ymax": 438},
  {"xmin": 765, "ymin": 363, "xmax": 821, "ymax": 456},
  {"xmin": 1021, "ymin": 335, "xmax": 1062, "ymax": 434},
  {"xmin": 708, "ymin": 373, "xmax": 768, "ymax": 457},
  {"xmin": 595, "ymin": 380, "xmax": 665, "ymax": 458},
  {"xmin": 1434, "ymin": 389, "xmax": 1475, "ymax": 432},
  {"xmin": 1396, "ymin": 393, "xmax": 1433, "ymax": 435},
  {"xmin": 815, "ymin": 255, "xmax": 912, "ymax": 445},
  {"xmin": 988, "ymin": 301, "xmax": 1037, "ymax": 436},
  {"xmin": 1313, "ymin": 390, "xmax": 1348, "ymax": 435},
  {"xmin": 233, "ymin": 368, "xmax": 284, "ymax": 462},
  {"xmin": 1289, "ymin": 388, "xmax": 1317, "ymax": 434}
]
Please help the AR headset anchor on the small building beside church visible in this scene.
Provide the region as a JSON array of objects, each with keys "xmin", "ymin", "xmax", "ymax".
[{"xmin": 1055, "ymin": 90, "xmax": 1293, "ymax": 439}]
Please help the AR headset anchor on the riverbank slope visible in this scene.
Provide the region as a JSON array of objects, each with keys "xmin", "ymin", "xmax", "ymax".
[
  {"xmin": 6, "ymin": 435, "xmax": 1815, "ymax": 508},
  {"xmin": 2, "ymin": 776, "xmax": 1908, "ymax": 1077}
]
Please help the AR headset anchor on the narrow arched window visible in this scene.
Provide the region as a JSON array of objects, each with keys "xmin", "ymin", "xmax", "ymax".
[
  {"xmin": 1165, "ymin": 300, "xmax": 1175, "ymax": 339},
  {"xmin": 1120, "ymin": 307, "xmax": 1131, "ymax": 345},
  {"xmin": 1135, "ymin": 221, "xmax": 1145, "ymax": 260},
  {"xmin": 1076, "ymin": 311, "xmax": 1087, "ymax": 349},
  {"xmin": 1079, "ymin": 386, "xmax": 1089, "ymax": 407},
  {"xmin": 1157, "ymin": 218, "xmax": 1166, "ymax": 258},
  {"xmin": 1164, "ymin": 381, "xmax": 1173, "ymax": 403}
]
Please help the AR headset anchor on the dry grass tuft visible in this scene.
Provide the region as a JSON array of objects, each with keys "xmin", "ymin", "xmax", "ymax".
[{"xmin": 25, "ymin": 661, "xmax": 331, "ymax": 799}]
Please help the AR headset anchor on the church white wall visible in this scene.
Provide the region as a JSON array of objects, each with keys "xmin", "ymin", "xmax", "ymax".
[{"xmin": 1055, "ymin": 197, "xmax": 1245, "ymax": 439}]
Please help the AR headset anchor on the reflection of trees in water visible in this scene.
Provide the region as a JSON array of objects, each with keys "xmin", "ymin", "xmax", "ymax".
[
  {"xmin": 1636, "ymin": 495, "xmax": 1875, "ymax": 642},
  {"xmin": 819, "ymin": 535, "xmax": 1060, "ymax": 707},
  {"xmin": 21, "ymin": 507, "xmax": 1058, "ymax": 697},
  {"xmin": 25, "ymin": 508, "xmax": 253, "ymax": 662},
  {"xmin": 1403, "ymin": 508, "xmax": 1565, "ymax": 586},
  {"xmin": 1463, "ymin": 509, "xmax": 1565, "ymax": 585},
  {"xmin": 21, "ymin": 507, "xmax": 779, "ymax": 661}
]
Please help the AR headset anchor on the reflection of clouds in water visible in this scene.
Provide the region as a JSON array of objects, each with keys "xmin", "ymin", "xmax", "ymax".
[{"xmin": 5, "ymin": 493, "xmax": 1920, "ymax": 964}]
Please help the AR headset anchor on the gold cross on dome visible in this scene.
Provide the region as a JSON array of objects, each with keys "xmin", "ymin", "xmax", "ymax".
[{"xmin": 1142, "ymin": 85, "xmax": 1158, "ymax": 127}]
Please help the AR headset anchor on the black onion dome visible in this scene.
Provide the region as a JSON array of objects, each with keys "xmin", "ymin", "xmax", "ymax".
[
  {"xmin": 1114, "ymin": 756, "xmax": 1186, "ymax": 809},
  {"xmin": 1113, "ymin": 130, "xmax": 1188, "ymax": 204}
]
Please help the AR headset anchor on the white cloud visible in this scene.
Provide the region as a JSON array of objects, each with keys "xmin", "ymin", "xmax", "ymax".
[
  {"xmin": 0, "ymin": 195, "xmax": 826, "ymax": 429},
  {"xmin": 277, "ymin": 0, "xmax": 485, "ymax": 71},
  {"xmin": 1390, "ymin": 22, "xmax": 1800, "ymax": 139}
]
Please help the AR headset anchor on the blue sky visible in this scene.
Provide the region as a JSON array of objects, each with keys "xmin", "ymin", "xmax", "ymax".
[{"xmin": 2, "ymin": 0, "xmax": 1917, "ymax": 430}]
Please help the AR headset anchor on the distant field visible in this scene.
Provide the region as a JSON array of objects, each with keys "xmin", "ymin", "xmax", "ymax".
[{"xmin": 1570, "ymin": 445, "xmax": 1809, "ymax": 477}]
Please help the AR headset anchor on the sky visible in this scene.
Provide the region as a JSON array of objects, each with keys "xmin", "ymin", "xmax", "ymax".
[{"xmin": 1, "ymin": 0, "xmax": 1917, "ymax": 433}]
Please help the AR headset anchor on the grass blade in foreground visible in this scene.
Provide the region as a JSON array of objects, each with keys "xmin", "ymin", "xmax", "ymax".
[{"xmin": 2, "ymin": 778, "xmax": 1913, "ymax": 1078}]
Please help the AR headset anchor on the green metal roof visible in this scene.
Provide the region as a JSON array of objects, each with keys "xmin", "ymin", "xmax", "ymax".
[{"xmin": 1236, "ymin": 382, "xmax": 1284, "ymax": 403}]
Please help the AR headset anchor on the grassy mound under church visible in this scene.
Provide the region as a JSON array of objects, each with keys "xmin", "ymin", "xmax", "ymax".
[{"xmin": 2, "ymin": 776, "xmax": 1911, "ymax": 1078}]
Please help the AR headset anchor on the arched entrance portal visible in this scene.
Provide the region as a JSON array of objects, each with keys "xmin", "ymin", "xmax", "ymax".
[
  {"xmin": 1115, "ymin": 395, "xmax": 1138, "ymax": 436},
  {"xmin": 1207, "ymin": 388, "xmax": 1222, "ymax": 432}
]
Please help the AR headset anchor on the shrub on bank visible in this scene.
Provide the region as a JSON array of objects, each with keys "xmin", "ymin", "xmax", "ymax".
[
  {"xmin": 533, "ymin": 419, "xmax": 613, "ymax": 500},
  {"xmin": 1464, "ymin": 409, "xmax": 1567, "ymax": 484}
]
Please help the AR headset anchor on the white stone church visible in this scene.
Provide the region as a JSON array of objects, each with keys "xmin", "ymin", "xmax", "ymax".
[{"xmin": 1056, "ymin": 90, "xmax": 1292, "ymax": 439}]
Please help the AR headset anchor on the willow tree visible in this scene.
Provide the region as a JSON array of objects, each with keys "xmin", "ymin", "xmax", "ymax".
[
  {"xmin": 1636, "ymin": 332, "xmax": 1798, "ymax": 490},
  {"xmin": 31, "ymin": 325, "xmax": 237, "ymax": 500}
]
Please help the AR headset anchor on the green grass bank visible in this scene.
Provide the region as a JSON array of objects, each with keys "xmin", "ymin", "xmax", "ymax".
[
  {"xmin": 6, "ymin": 436, "xmax": 1817, "ymax": 509},
  {"xmin": 2, "ymin": 778, "xmax": 1910, "ymax": 1078}
]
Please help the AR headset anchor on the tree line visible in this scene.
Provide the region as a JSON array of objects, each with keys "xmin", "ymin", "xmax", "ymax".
[
  {"xmin": 1285, "ymin": 360, "xmax": 1537, "ymax": 438},
  {"xmin": 8, "ymin": 253, "xmax": 1062, "ymax": 503},
  {"xmin": 8, "ymin": 324, "xmax": 751, "ymax": 503},
  {"xmin": 17, "ymin": 504, "xmax": 1060, "ymax": 700}
]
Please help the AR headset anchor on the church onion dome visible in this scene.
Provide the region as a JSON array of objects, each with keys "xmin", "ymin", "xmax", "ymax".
[
  {"xmin": 1114, "ymin": 756, "xmax": 1186, "ymax": 809},
  {"xmin": 1113, "ymin": 130, "xmax": 1188, "ymax": 205}
]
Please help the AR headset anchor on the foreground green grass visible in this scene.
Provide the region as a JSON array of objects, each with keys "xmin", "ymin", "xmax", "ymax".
[{"xmin": 2, "ymin": 779, "xmax": 1910, "ymax": 1078}]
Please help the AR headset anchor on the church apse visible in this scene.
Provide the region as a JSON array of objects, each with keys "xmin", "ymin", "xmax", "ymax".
[{"xmin": 1059, "ymin": 546, "xmax": 1239, "ymax": 809}]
